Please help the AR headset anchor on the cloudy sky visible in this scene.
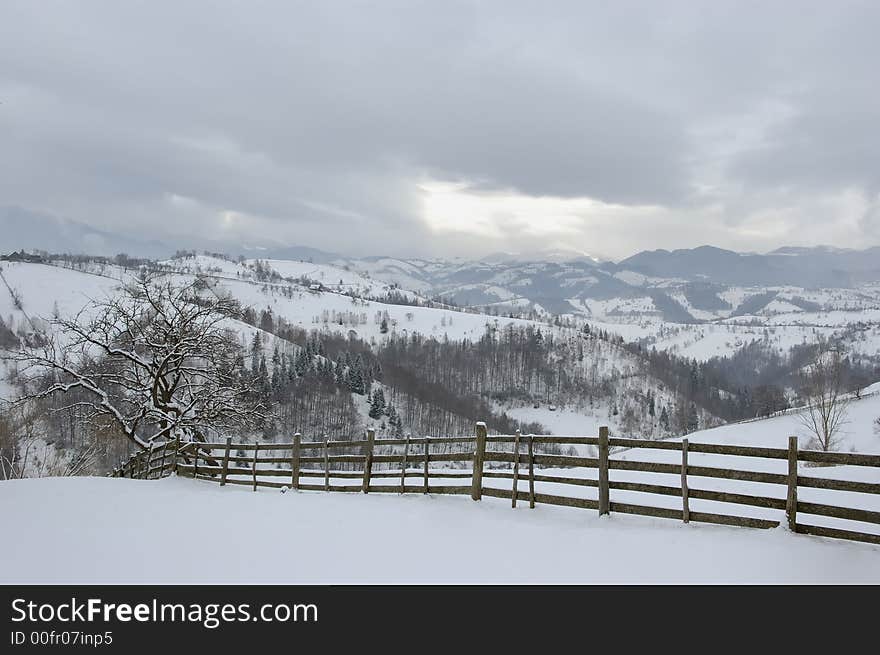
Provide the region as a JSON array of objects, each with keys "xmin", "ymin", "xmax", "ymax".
[{"xmin": 2, "ymin": 1, "xmax": 879, "ymax": 260}]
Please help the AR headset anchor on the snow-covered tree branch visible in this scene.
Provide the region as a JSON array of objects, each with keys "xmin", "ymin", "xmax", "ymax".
[{"xmin": 7, "ymin": 273, "xmax": 263, "ymax": 450}]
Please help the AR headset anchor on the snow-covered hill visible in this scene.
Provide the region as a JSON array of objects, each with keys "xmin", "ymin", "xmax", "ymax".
[
  {"xmin": 331, "ymin": 251, "xmax": 880, "ymax": 362},
  {"xmin": 3, "ymin": 255, "xmax": 878, "ymax": 473},
  {"xmin": 1, "ymin": 257, "xmax": 720, "ymax": 450}
]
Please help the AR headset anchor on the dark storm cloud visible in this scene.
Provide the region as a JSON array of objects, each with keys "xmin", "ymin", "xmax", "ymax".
[{"xmin": 1, "ymin": 0, "xmax": 878, "ymax": 258}]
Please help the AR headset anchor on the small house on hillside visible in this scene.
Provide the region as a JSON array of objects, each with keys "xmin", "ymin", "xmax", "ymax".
[{"xmin": 0, "ymin": 250, "xmax": 43, "ymax": 263}]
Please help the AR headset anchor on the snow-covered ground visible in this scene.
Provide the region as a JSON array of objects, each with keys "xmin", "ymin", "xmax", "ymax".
[
  {"xmin": 1, "ymin": 475, "xmax": 878, "ymax": 584},
  {"xmin": 504, "ymin": 405, "xmax": 603, "ymax": 436}
]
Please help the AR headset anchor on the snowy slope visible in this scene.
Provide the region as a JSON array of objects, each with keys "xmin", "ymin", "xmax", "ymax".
[
  {"xmin": 1, "ymin": 476, "xmax": 877, "ymax": 583},
  {"xmin": 0, "ymin": 262, "xmax": 121, "ymax": 335}
]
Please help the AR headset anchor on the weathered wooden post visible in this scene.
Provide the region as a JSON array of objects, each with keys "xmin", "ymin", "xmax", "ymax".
[
  {"xmin": 220, "ymin": 437, "xmax": 232, "ymax": 486},
  {"xmin": 160, "ymin": 440, "xmax": 169, "ymax": 478},
  {"xmin": 138, "ymin": 444, "xmax": 153, "ymax": 480},
  {"xmin": 291, "ymin": 433, "xmax": 301, "ymax": 490},
  {"xmin": 511, "ymin": 429, "xmax": 521, "ymax": 508},
  {"xmin": 681, "ymin": 438, "xmax": 690, "ymax": 523},
  {"xmin": 323, "ymin": 437, "xmax": 330, "ymax": 492},
  {"xmin": 399, "ymin": 434, "xmax": 410, "ymax": 494},
  {"xmin": 527, "ymin": 434, "xmax": 535, "ymax": 509},
  {"xmin": 193, "ymin": 443, "xmax": 199, "ymax": 479},
  {"xmin": 471, "ymin": 422, "xmax": 487, "ymax": 501},
  {"xmin": 422, "ymin": 435, "xmax": 429, "ymax": 494},
  {"xmin": 598, "ymin": 426, "xmax": 610, "ymax": 516},
  {"xmin": 251, "ymin": 443, "xmax": 258, "ymax": 491},
  {"xmin": 787, "ymin": 436, "xmax": 798, "ymax": 532},
  {"xmin": 171, "ymin": 437, "xmax": 180, "ymax": 476},
  {"xmin": 362, "ymin": 429, "xmax": 375, "ymax": 493},
  {"xmin": 145, "ymin": 443, "xmax": 155, "ymax": 479}
]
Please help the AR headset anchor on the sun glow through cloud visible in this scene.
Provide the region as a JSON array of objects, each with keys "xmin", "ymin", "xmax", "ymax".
[{"xmin": 419, "ymin": 180, "xmax": 663, "ymax": 242}]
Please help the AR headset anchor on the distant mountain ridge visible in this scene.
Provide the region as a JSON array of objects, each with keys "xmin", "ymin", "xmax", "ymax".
[
  {"xmin": 614, "ymin": 244, "xmax": 880, "ymax": 287},
  {"xmin": 3, "ymin": 208, "xmax": 880, "ymax": 311}
]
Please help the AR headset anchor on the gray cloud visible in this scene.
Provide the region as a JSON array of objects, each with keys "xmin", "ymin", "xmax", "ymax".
[{"xmin": 1, "ymin": 1, "xmax": 879, "ymax": 259}]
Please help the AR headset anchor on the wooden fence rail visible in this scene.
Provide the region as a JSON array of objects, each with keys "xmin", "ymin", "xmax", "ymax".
[{"xmin": 110, "ymin": 425, "xmax": 880, "ymax": 547}]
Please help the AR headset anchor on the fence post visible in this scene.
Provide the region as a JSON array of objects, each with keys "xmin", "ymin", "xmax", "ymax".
[
  {"xmin": 787, "ymin": 436, "xmax": 798, "ymax": 532},
  {"xmin": 291, "ymin": 433, "xmax": 301, "ymax": 490},
  {"xmin": 144, "ymin": 444, "xmax": 154, "ymax": 479},
  {"xmin": 220, "ymin": 437, "xmax": 231, "ymax": 486},
  {"xmin": 598, "ymin": 426, "xmax": 610, "ymax": 516},
  {"xmin": 422, "ymin": 435, "xmax": 429, "ymax": 494},
  {"xmin": 400, "ymin": 434, "xmax": 410, "ymax": 494},
  {"xmin": 160, "ymin": 440, "xmax": 168, "ymax": 478},
  {"xmin": 171, "ymin": 437, "xmax": 179, "ymax": 476},
  {"xmin": 362, "ymin": 429, "xmax": 375, "ymax": 493},
  {"xmin": 471, "ymin": 422, "xmax": 487, "ymax": 501},
  {"xmin": 193, "ymin": 443, "xmax": 199, "ymax": 479},
  {"xmin": 511, "ymin": 429, "xmax": 521, "ymax": 508},
  {"xmin": 251, "ymin": 443, "xmax": 258, "ymax": 492},
  {"xmin": 527, "ymin": 434, "xmax": 535, "ymax": 509},
  {"xmin": 681, "ymin": 438, "xmax": 690, "ymax": 523},
  {"xmin": 323, "ymin": 437, "xmax": 330, "ymax": 492}
]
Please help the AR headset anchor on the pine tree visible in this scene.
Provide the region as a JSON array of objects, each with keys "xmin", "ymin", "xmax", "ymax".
[
  {"xmin": 250, "ymin": 332, "xmax": 262, "ymax": 374},
  {"xmin": 659, "ymin": 406, "xmax": 670, "ymax": 431},
  {"xmin": 348, "ymin": 356, "xmax": 365, "ymax": 395},
  {"xmin": 279, "ymin": 352, "xmax": 288, "ymax": 384},
  {"xmin": 258, "ymin": 355, "xmax": 269, "ymax": 389},
  {"xmin": 270, "ymin": 345, "xmax": 281, "ymax": 390},
  {"xmin": 294, "ymin": 350, "xmax": 310, "ymax": 377},
  {"xmin": 687, "ymin": 403, "xmax": 700, "ymax": 433},
  {"xmin": 368, "ymin": 388, "xmax": 386, "ymax": 419}
]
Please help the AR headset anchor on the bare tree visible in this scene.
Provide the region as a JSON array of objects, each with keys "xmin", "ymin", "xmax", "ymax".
[
  {"xmin": 7, "ymin": 273, "xmax": 262, "ymax": 452},
  {"xmin": 797, "ymin": 343, "xmax": 850, "ymax": 452}
]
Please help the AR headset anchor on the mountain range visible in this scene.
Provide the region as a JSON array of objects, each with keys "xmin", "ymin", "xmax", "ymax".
[{"xmin": 4, "ymin": 208, "xmax": 880, "ymax": 320}]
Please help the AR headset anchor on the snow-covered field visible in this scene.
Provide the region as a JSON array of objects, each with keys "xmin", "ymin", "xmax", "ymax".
[
  {"xmin": 1, "ymin": 475, "xmax": 878, "ymax": 584},
  {"xmin": 503, "ymin": 405, "xmax": 603, "ymax": 436}
]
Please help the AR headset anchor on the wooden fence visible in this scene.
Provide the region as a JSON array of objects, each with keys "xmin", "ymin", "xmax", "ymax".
[{"xmin": 110, "ymin": 424, "xmax": 880, "ymax": 547}]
